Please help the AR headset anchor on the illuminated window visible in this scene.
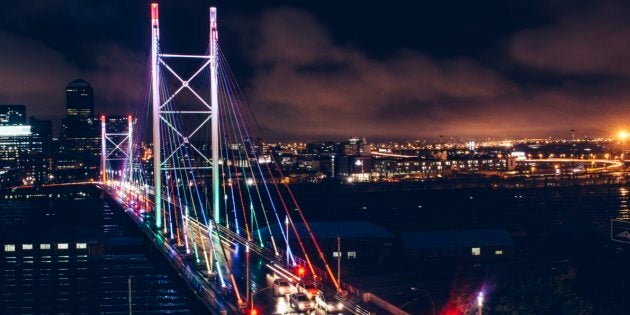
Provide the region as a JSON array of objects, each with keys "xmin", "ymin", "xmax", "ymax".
[
  {"xmin": 76, "ymin": 243, "xmax": 87, "ymax": 249},
  {"xmin": 495, "ymin": 250, "xmax": 503, "ymax": 255},
  {"xmin": 472, "ymin": 247, "xmax": 481, "ymax": 256},
  {"xmin": 40, "ymin": 244, "xmax": 50, "ymax": 250},
  {"xmin": 332, "ymin": 251, "xmax": 341, "ymax": 258},
  {"xmin": 57, "ymin": 243, "xmax": 68, "ymax": 250},
  {"xmin": 4, "ymin": 244, "xmax": 15, "ymax": 252},
  {"xmin": 347, "ymin": 251, "xmax": 357, "ymax": 259},
  {"xmin": 22, "ymin": 244, "xmax": 33, "ymax": 250}
]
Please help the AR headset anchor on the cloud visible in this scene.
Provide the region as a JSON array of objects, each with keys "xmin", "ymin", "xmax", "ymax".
[
  {"xmin": 237, "ymin": 5, "xmax": 630, "ymax": 140},
  {"xmin": 0, "ymin": 31, "xmax": 79, "ymax": 122},
  {"xmin": 509, "ymin": 1, "xmax": 630, "ymax": 76},
  {"xmin": 245, "ymin": 8, "xmax": 519, "ymax": 139},
  {"xmin": 0, "ymin": 30, "xmax": 145, "ymax": 128},
  {"xmin": 87, "ymin": 44, "xmax": 147, "ymax": 115},
  {"xmin": 3, "ymin": 2, "xmax": 630, "ymax": 140}
]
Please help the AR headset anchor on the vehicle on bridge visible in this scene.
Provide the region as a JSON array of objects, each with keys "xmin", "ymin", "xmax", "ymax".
[
  {"xmin": 315, "ymin": 292, "xmax": 344, "ymax": 313},
  {"xmin": 289, "ymin": 293, "xmax": 314, "ymax": 311},
  {"xmin": 297, "ymin": 281, "xmax": 321, "ymax": 300},
  {"xmin": 273, "ymin": 278, "xmax": 296, "ymax": 296}
]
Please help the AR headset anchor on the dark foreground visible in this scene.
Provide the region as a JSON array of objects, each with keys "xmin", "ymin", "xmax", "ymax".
[
  {"xmin": 0, "ymin": 185, "xmax": 207, "ymax": 314},
  {"xmin": 290, "ymin": 181, "xmax": 630, "ymax": 314}
]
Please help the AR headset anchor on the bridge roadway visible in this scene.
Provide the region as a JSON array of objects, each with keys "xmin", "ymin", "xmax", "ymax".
[{"xmin": 102, "ymin": 185, "xmax": 370, "ymax": 315}]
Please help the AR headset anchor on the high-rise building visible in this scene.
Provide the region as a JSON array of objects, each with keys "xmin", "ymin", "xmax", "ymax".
[
  {"xmin": 342, "ymin": 137, "xmax": 370, "ymax": 157},
  {"xmin": 56, "ymin": 79, "xmax": 99, "ymax": 182},
  {"xmin": 65, "ymin": 79, "xmax": 94, "ymax": 119},
  {"xmin": 0, "ymin": 110, "xmax": 53, "ymax": 186},
  {"xmin": 0, "ymin": 105, "xmax": 26, "ymax": 125},
  {"xmin": 0, "ymin": 125, "xmax": 31, "ymax": 185},
  {"xmin": 28, "ymin": 118, "xmax": 53, "ymax": 184}
]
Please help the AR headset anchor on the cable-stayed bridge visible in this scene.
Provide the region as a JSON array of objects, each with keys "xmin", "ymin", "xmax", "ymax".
[{"xmin": 98, "ymin": 4, "xmax": 372, "ymax": 314}]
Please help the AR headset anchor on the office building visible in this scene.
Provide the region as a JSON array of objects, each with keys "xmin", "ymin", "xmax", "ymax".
[
  {"xmin": 66, "ymin": 79, "xmax": 94, "ymax": 119},
  {"xmin": 56, "ymin": 80, "xmax": 100, "ymax": 182}
]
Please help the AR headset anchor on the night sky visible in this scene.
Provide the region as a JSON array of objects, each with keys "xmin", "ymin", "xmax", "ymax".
[{"xmin": 2, "ymin": 0, "xmax": 630, "ymax": 140}]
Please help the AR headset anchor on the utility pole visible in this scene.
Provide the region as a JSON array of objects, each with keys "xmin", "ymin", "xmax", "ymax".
[
  {"xmin": 285, "ymin": 216, "xmax": 290, "ymax": 265},
  {"xmin": 245, "ymin": 243, "xmax": 250, "ymax": 308},
  {"xmin": 128, "ymin": 276, "xmax": 132, "ymax": 315},
  {"xmin": 477, "ymin": 291, "xmax": 484, "ymax": 315},
  {"xmin": 337, "ymin": 235, "xmax": 341, "ymax": 289}
]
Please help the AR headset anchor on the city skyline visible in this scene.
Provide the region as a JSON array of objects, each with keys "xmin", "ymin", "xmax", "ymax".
[
  {"xmin": 2, "ymin": 1, "xmax": 630, "ymax": 140},
  {"xmin": 4, "ymin": 3, "xmax": 630, "ymax": 314}
]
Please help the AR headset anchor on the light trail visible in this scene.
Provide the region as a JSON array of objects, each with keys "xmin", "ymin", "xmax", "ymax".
[
  {"xmin": 523, "ymin": 158, "xmax": 623, "ymax": 172},
  {"xmin": 371, "ymin": 151, "xmax": 417, "ymax": 158}
]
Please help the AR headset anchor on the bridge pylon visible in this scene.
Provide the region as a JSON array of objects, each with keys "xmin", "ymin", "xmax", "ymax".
[
  {"xmin": 100, "ymin": 115, "xmax": 134, "ymax": 185},
  {"xmin": 149, "ymin": 3, "xmax": 221, "ymax": 231}
]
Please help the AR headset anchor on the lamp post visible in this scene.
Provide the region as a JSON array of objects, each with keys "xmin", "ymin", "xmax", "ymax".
[
  {"xmin": 477, "ymin": 291, "xmax": 484, "ymax": 315},
  {"xmin": 128, "ymin": 275, "xmax": 133, "ymax": 315},
  {"xmin": 249, "ymin": 285, "xmax": 271, "ymax": 315},
  {"xmin": 355, "ymin": 159, "xmax": 364, "ymax": 173},
  {"xmin": 355, "ymin": 159, "xmax": 364, "ymax": 182}
]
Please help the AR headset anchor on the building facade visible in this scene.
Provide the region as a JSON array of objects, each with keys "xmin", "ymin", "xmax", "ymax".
[{"xmin": 55, "ymin": 79, "xmax": 100, "ymax": 182}]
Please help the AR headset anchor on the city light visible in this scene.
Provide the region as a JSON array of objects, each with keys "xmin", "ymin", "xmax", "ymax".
[
  {"xmin": 0, "ymin": 125, "xmax": 31, "ymax": 136},
  {"xmin": 297, "ymin": 266, "xmax": 306, "ymax": 278},
  {"xmin": 5, "ymin": 2, "xmax": 630, "ymax": 314},
  {"xmin": 477, "ymin": 291, "xmax": 484, "ymax": 315}
]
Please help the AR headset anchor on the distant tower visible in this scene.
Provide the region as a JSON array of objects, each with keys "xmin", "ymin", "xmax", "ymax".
[
  {"xmin": 57, "ymin": 79, "xmax": 99, "ymax": 182},
  {"xmin": 569, "ymin": 129, "xmax": 576, "ymax": 141},
  {"xmin": 66, "ymin": 79, "xmax": 94, "ymax": 118}
]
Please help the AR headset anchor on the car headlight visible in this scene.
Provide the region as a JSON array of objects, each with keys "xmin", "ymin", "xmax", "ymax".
[{"xmin": 337, "ymin": 302, "xmax": 344, "ymax": 310}]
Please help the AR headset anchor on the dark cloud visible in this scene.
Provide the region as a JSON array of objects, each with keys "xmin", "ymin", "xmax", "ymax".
[
  {"xmin": 0, "ymin": 30, "xmax": 144, "ymax": 125},
  {"xmin": 0, "ymin": 31, "xmax": 79, "ymax": 122},
  {"xmin": 2, "ymin": 1, "xmax": 630, "ymax": 140},
  {"xmin": 510, "ymin": 1, "xmax": 630, "ymax": 76},
  {"xmin": 239, "ymin": 3, "xmax": 630, "ymax": 140},
  {"xmin": 245, "ymin": 8, "xmax": 518, "ymax": 139}
]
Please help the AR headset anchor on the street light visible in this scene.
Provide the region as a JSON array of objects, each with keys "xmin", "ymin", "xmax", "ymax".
[
  {"xmin": 477, "ymin": 291, "xmax": 484, "ymax": 315},
  {"xmin": 355, "ymin": 159, "xmax": 364, "ymax": 173}
]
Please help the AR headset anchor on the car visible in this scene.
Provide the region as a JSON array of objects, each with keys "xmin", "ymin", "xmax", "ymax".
[
  {"xmin": 315, "ymin": 293, "xmax": 344, "ymax": 312},
  {"xmin": 297, "ymin": 281, "xmax": 321, "ymax": 300},
  {"xmin": 289, "ymin": 293, "xmax": 313, "ymax": 311},
  {"xmin": 273, "ymin": 278, "xmax": 295, "ymax": 295}
]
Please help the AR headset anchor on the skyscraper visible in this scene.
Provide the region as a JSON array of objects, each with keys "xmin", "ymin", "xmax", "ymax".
[
  {"xmin": 65, "ymin": 79, "xmax": 94, "ymax": 118},
  {"xmin": 56, "ymin": 79, "xmax": 99, "ymax": 182}
]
